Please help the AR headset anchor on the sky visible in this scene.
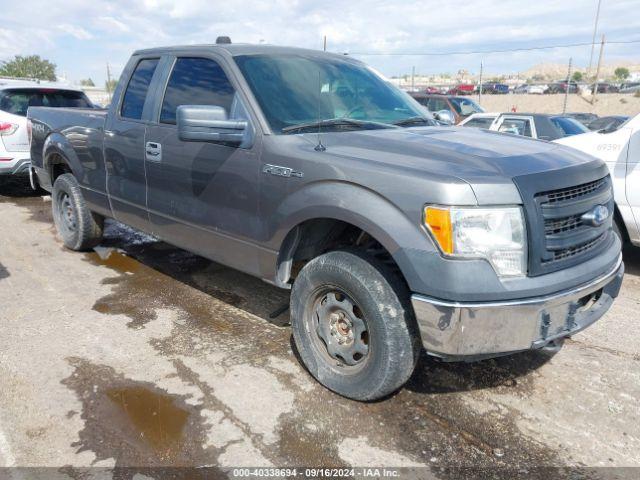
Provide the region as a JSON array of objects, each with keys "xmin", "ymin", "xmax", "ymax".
[{"xmin": 0, "ymin": 0, "xmax": 639, "ymax": 85}]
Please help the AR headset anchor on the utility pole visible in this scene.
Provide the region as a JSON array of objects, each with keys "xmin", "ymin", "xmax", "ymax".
[
  {"xmin": 563, "ymin": 57, "xmax": 572, "ymax": 114},
  {"xmin": 411, "ymin": 66, "xmax": 415, "ymax": 92},
  {"xmin": 587, "ymin": 0, "xmax": 602, "ymax": 78},
  {"xmin": 478, "ymin": 61, "xmax": 483, "ymax": 105},
  {"xmin": 105, "ymin": 62, "xmax": 113, "ymax": 103},
  {"xmin": 592, "ymin": 35, "xmax": 605, "ymax": 105},
  {"xmin": 323, "ymin": 35, "xmax": 327, "ymax": 52}
]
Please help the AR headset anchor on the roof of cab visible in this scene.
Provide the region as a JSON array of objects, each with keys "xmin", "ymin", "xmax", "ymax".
[{"xmin": 132, "ymin": 43, "xmax": 352, "ymax": 59}]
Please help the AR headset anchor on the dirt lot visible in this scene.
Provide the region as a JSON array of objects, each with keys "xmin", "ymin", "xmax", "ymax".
[
  {"xmin": 479, "ymin": 93, "xmax": 639, "ymax": 116},
  {"xmin": 0, "ymin": 177, "xmax": 639, "ymax": 479}
]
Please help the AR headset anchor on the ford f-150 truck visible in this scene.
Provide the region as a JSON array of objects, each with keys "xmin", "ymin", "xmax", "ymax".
[{"xmin": 28, "ymin": 41, "xmax": 624, "ymax": 401}]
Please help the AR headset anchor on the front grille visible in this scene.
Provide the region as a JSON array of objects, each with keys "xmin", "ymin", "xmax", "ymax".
[
  {"xmin": 551, "ymin": 235, "xmax": 606, "ymax": 262},
  {"xmin": 541, "ymin": 178, "xmax": 607, "ymax": 204},
  {"xmin": 531, "ymin": 175, "xmax": 613, "ymax": 273}
]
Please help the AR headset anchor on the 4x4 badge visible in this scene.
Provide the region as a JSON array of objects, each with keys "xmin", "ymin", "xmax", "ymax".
[{"xmin": 262, "ymin": 164, "xmax": 304, "ymax": 178}]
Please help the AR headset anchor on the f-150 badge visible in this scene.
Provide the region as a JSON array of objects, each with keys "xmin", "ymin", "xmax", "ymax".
[{"xmin": 262, "ymin": 164, "xmax": 304, "ymax": 178}]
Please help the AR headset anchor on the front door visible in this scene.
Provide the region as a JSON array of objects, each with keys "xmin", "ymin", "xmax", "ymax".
[
  {"xmin": 144, "ymin": 56, "xmax": 261, "ymax": 274},
  {"xmin": 104, "ymin": 57, "xmax": 160, "ymax": 232}
]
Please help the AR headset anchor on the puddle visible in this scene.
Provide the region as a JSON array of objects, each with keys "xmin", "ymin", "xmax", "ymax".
[
  {"xmin": 106, "ymin": 387, "xmax": 190, "ymax": 459},
  {"xmin": 61, "ymin": 357, "xmax": 223, "ymax": 475}
]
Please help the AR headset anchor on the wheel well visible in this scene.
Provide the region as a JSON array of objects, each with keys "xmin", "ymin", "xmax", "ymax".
[
  {"xmin": 276, "ymin": 218, "xmax": 401, "ymax": 287},
  {"xmin": 49, "ymin": 153, "xmax": 72, "ymax": 183},
  {"xmin": 613, "ymin": 204, "xmax": 629, "ymax": 243}
]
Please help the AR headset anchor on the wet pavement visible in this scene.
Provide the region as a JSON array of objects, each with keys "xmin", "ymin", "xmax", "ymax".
[{"xmin": 0, "ymin": 176, "xmax": 639, "ymax": 479}]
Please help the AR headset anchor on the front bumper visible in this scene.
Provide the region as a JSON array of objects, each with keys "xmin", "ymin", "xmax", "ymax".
[{"xmin": 411, "ymin": 255, "xmax": 624, "ymax": 360}]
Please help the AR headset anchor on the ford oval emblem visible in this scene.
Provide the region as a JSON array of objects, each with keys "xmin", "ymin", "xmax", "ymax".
[{"xmin": 581, "ymin": 205, "xmax": 609, "ymax": 227}]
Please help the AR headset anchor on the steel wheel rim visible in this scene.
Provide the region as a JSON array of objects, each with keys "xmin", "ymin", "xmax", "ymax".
[
  {"xmin": 306, "ymin": 287, "xmax": 370, "ymax": 370},
  {"xmin": 56, "ymin": 191, "xmax": 77, "ymax": 234}
]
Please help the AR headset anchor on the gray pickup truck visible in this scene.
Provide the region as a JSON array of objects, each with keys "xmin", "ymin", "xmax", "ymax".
[{"xmin": 28, "ymin": 40, "xmax": 624, "ymax": 400}]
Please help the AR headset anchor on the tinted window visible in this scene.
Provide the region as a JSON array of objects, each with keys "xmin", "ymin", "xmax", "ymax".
[
  {"xmin": 550, "ymin": 117, "xmax": 589, "ymax": 136},
  {"xmin": 160, "ymin": 58, "xmax": 235, "ymax": 125},
  {"xmin": 427, "ymin": 97, "xmax": 449, "ymax": 112},
  {"xmin": 121, "ymin": 58, "xmax": 159, "ymax": 120},
  {"xmin": 0, "ymin": 89, "xmax": 92, "ymax": 117},
  {"xmin": 449, "ymin": 97, "xmax": 484, "ymax": 116}
]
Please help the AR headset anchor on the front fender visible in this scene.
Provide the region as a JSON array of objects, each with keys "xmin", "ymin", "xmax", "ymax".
[{"xmin": 267, "ymin": 180, "xmax": 440, "ymax": 291}]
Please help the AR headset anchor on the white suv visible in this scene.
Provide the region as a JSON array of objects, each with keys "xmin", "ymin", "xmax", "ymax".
[{"xmin": 0, "ymin": 79, "xmax": 93, "ymax": 180}]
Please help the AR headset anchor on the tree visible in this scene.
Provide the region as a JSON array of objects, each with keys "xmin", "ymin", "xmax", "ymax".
[
  {"xmin": 614, "ymin": 67, "xmax": 630, "ymax": 81},
  {"xmin": 0, "ymin": 55, "xmax": 56, "ymax": 81},
  {"xmin": 572, "ymin": 71, "xmax": 583, "ymax": 82},
  {"xmin": 105, "ymin": 79, "xmax": 118, "ymax": 93},
  {"xmin": 80, "ymin": 78, "xmax": 95, "ymax": 87}
]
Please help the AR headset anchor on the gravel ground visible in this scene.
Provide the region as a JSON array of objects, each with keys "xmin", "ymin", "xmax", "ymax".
[
  {"xmin": 477, "ymin": 93, "xmax": 639, "ymax": 116},
  {"xmin": 0, "ymin": 176, "xmax": 639, "ymax": 480}
]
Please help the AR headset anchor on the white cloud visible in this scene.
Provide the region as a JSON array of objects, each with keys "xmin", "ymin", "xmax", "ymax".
[
  {"xmin": 0, "ymin": 0, "xmax": 637, "ymax": 83},
  {"xmin": 57, "ymin": 24, "xmax": 93, "ymax": 40}
]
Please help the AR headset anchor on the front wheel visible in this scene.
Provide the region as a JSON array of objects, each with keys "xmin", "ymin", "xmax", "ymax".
[
  {"xmin": 52, "ymin": 173, "xmax": 104, "ymax": 251},
  {"xmin": 290, "ymin": 250, "xmax": 420, "ymax": 401}
]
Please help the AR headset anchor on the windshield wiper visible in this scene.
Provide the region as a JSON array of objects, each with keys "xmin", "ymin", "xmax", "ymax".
[
  {"xmin": 392, "ymin": 116, "xmax": 435, "ymax": 127},
  {"xmin": 282, "ymin": 118, "xmax": 393, "ymax": 134}
]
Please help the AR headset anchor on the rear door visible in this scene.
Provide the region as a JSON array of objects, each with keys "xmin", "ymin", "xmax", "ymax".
[{"xmin": 104, "ymin": 56, "xmax": 161, "ymax": 232}]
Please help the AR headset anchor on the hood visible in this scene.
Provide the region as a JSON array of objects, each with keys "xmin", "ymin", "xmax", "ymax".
[{"xmin": 302, "ymin": 126, "xmax": 602, "ymax": 204}]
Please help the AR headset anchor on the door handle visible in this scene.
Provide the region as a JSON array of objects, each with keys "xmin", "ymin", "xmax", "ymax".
[{"xmin": 145, "ymin": 141, "xmax": 162, "ymax": 162}]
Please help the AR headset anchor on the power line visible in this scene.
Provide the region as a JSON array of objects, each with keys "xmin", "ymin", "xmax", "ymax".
[{"xmin": 349, "ymin": 39, "xmax": 640, "ymax": 56}]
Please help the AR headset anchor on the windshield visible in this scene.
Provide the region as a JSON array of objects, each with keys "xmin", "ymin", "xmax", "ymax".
[
  {"xmin": 234, "ymin": 54, "xmax": 429, "ymax": 133},
  {"xmin": 550, "ymin": 116, "xmax": 589, "ymax": 136},
  {"xmin": 0, "ymin": 89, "xmax": 92, "ymax": 116},
  {"xmin": 448, "ymin": 97, "xmax": 484, "ymax": 116}
]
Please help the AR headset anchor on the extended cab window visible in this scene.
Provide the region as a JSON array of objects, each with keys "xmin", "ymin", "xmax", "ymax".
[
  {"xmin": 160, "ymin": 57, "xmax": 235, "ymax": 125},
  {"xmin": 120, "ymin": 58, "xmax": 159, "ymax": 120}
]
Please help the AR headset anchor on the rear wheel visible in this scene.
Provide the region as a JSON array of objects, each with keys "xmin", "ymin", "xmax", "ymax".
[
  {"xmin": 291, "ymin": 250, "xmax": 420, "ymax": 401},
  {"xmin": 52, "ymin": 173, "xmax": 103, "ymax": 251}
]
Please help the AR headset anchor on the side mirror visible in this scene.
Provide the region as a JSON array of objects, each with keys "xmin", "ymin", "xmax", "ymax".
[
  {"xmin": 177, "ymin": 105, "xmax": 247, "ymax": 146},
  {"xmin": 434, "ymin": 110, "xmax": 455, "ymax": 125}
]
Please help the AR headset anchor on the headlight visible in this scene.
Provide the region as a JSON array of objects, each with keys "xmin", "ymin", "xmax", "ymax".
[{"xmin": 424, "ymin": 206, "xmax": 527, "ymax": 277}]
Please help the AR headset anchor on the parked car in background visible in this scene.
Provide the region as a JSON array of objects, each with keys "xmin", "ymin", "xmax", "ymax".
[
  {"xmin": 587, "ymin": 116, "xmax": 630, "ymax": 132},
  {"xmin": 480, "ymin": 82, "xmax": 509, "ymax": 94},
  {"xmin": 514, "ymin": 84, "xmax": 548, "ymax": 94},
  {"xmin": 555, "ymin": 114, "xmax": 639, "ymax": 247},
  {"xmin": 591, "ymin": 83, "xmax": 619, "ymax": 94},
  {"xmin": 619, "ymin": 82, "xmax": 640, "ymax": 94},
  {"xmin": 447, "ymin": 83, "xmax": 475, "ymax": 95},
  {"xmin": 0, "ymin": 80, "xmax": 94, "ymax": 181},
  {"xmin": 458, "ymin": 112, "xmax": 499, "ymax": 128},
  {"xmin": 409, "ymin": 93, "xmax": 484, "ymax": 124},
  {"xmin": 565, "ymin": 112, "xmax": 599, "ymax": 126},
  {"xmin": 490, "ymin": 113, "xmax": 589, "ymax": 140},
  {"xmin": 547, "ymin": 81, "xmax": 579, "ymax": 94},
  {"xmin": 423, "ymin": 86, "xmax": 441, "ymax": 94}
]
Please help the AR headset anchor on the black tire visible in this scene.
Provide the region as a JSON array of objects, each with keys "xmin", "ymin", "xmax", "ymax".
[
  {"xmin": 52, "ymin": 173, "xmax": 103, "ymax": 251},
  {"xmin": 290, "ymin": 249, "xmax": 420, "ymax": 401}
]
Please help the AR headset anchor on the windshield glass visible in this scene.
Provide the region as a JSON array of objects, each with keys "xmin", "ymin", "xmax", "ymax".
[
  {"xmin": 550, "ymin": 116, "xmax": 589, "ymax": 136},
  {"xmin": 234, "ymin": 54, "xmax": 429, "ymax": 133},
  {"xmin": 0, "ymin": 89, "xmax": 92, "ymax": 116},
  {"xmin": 448, "ymin": 97, "xmax": 484, "ymax": 116}
]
